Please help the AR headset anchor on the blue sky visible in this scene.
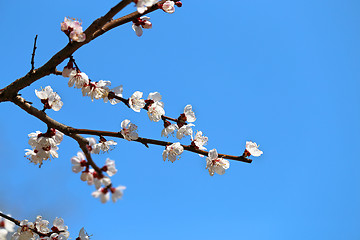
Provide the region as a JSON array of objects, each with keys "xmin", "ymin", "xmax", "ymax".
[{"xmin": 1, "ymin": 0, "xmax": 360, "ymax": 239}]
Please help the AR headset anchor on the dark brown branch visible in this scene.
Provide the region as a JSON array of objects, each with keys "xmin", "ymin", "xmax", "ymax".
[
  {"xmin": 93, "ymin": 0, "xmax": 170, "ymax": 39},
  {"xmin": 30, "ymin": 35, "xmax": 38, "ymax": 73},
  {"xmin": 0, "ymin": 212, "xmax": 20, "ymax": 226},
  {"xmin": 0, "ymin": 0, "xmax": 133, "ymax": 102},
  {"xmin": 10, "ymin": 95, "xmax": 103, "ymax": 175},
  {"xmin": 70, "ymin": 129, "xmax": 252, "ymax": 163}
]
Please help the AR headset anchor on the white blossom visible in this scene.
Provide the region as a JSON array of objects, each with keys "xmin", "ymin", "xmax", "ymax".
[
  {"xmin": 110, "ymin": 186, "xmax": 126, "ymax": 203},
  {"xmin": 162, "ymin": 142, "xmax": 184, "ymax": 163},
  {"xmin": 135, "ymin": 0, "xmax": 157, "ymax": 14},
  {"xmin": 129, "ymin": 91, "xmax": 145, "ymax": 112},
  {"xmin": 61, "ymin": 17, "xmax": 86, "ymax": 42},
  {"xmin": 206, "ymin": 149, "xmax": 229, "ymax": 176},
  {"xmin": 120, "ymin": 119, "xmax": 139, "ymax": 141},
  {"xmin": 34, "ymin": 216, "xmax": 49, "ymax": 234},
  {"xmin": 147, "ymin": 92, "xmax": 165, "ymax": 122},
  {"xmin": 161, "ymin": 123, "xmax": 178, "ymax": 137},
  {"xmin": 92, "ymin": 188, "xmax": 110, "ymax": 204},
  {"xmin": 162, "ymin": 1, "xmax": 175, "ymax": 13},
  {"xmin": 245, "ymin": 141, "xmax": 263, "ymax": 157},
  {"xmin": 132, "ymin": 16, "xmax": 152, "ymax": 37},
  {"xmin": 102, "ymin": 158, "xmax": 117, "ymax": 177},
  {"xmin": 92, "ymin": 138, "xmax": 117, "ymax": 154},
  {"xmin": 35, "ymin": 86, "xmax": 63, "ymax": 111},
  {"xmin": 192, "ymin": 131, "xmax": 208, "ymax": 151},
  {"xmin": 12, "ymin": 220, "xmax": 35, "ymax": 240},
  {"xmin": 68, "ymin": 71, "xmax": 89, "ymax": 89},
  {"xmin": 184, "ymin": 104, "xmax": 196, "ymax": 122},
  {"xmin": 176, "ymin": 123, "xmax": 195, "ymax": 140},
  {"xmin": 0, "ymin": 212, "xmax": 15, "ymax": 240},
  {"xmin": 81, "ymin": 80, "xmax": 111, "ymax": 101},
  {"xmin": 71, "ymin": 151, "xmax": 87, "ymax": 173},
  {"xmin": 77, "ymin": 228, "xmax": 90, "ymax": 240},
  {"xmin": 104, "ymin": 85, "xmax": 123, "ymax": 105}
]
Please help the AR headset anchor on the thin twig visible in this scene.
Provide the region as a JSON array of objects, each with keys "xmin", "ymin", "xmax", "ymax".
[{"xmin": 30, "ymin": 35, "xmax": 38, "ymax": 73}]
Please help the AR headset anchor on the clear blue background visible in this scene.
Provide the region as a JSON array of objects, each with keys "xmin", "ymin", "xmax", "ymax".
[{"xmin": 0, "ymin": 0, "xmax": 359, "ymax": 239}]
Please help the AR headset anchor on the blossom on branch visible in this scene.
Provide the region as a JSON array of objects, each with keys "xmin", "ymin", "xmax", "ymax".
[
  {"xmin": 132, "ymin": 16, "xmax": 152, "ymax": 37},
  {"xmin": 146, "ymin": 92, "xmax": 165, "ymax": 122},
  {"xmin": 77, "ymin": 228, "xmax": 90, "ymax": 240},
  {"xmin": 104, "ymin": 85, "xmax": 123, "ymax": 105},
  {"xmin": 162, "ymin": 142, "xmax": 184, "ymax": 163},
  {"xmin": 0, "ymin": 212, "xmax": 15, "ymax": 240},
  {"xmin": 11, "ymin": 220, "xmax": 35, "ymax": 240},
  {"xmin": 81, "ymin": 80, "xmax": 111, "ymax": 101},
  {"xmin": 61, "ymin": 17, "xmax": 86, "ymax": 42},
  {"xmin": 68, "ymin": 71, "xmax": 89, "ymax": 89},
  {"xmin": 244, "ymin": 141, "xmax": 263, "ymax": 157},
  {"xmin": 176, "ymin": 123, "xmax": 195, "ymax": 140},
  {"xmin": 160, "ymin": 1, "xmax": 175, "ymax": 13},
  {"xmin": 35, "ymin": 86, "xmax": 63, "ymax": 111},
  {"xmin": 129, "ymin": 91, "xmax": 145, "ymax": 112},
  {"xmin": 191, "ymin": 131, "xmax": 208, "ymax": 151},
  {"xmin": 120, "ymin": 119, "xmax": 139, "ymax": 141},
  {"xmin": 135, "ymin": 0, "xmax": 157, "ymax": 14},
  {"xmin": 161, "ymin": 121, "xmax": 178, "ymax": 137},
  {"xmin": 206, "ymin": 149, "xmax": 229, "ymax": 176},
  {"xmin": 71, "ymin": 152, "xmax": 87, "ymax": 173},
  {"xmin": 101, "ymin": 158, "xmax": 118, "ymax": 177},
  {"xmin": 34, "ymin": 215, "xmax": 50, "ymax": 234}
]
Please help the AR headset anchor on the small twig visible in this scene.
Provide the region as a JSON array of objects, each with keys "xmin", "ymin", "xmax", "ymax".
[{"xmin": 30, "ymin": 35, "xmax": 38, "ymax": 73}]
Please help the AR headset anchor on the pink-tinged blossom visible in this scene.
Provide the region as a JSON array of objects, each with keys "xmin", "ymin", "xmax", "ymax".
[
  {"xmin": 71, "ymin": 152, "xmax": 87, "ymax": 173},
  {"xmin": 86, "ymin": 137, "xmax": 98, "ymax": 154},
  {"xmin": 77, "ymin": 228, "xmax": 90, "ymax": 240},
  {"xmin": 104, "ymin": 85, "xmax": 123, "ymax": 105},
  {"xmin": 61, "ymin": 17, "xmax": 86, "ymax": 42},
  {"xmin": 110, "ymin": 186, "xmax": 126, "ymax": 203},
  {"xmin": 244, "ymin": 141, "xmax": 263, "ymax": 157},
  {"xmin": 120, "ymin": 119, "xmax": 139, "ymax": 141},
  {"xmin": 162, "ymin": 142, "xmax": 184, "ymax": 163},
  {"xmin": 132, "ymin": 16, "xmax": 152, "ymax": 37},
  {"xmin": 80, "ymin": 169, "xmax": 94, "ymax": 185},
  {"xmin": 129, "ymin": 91, "xmax": 145, "ymax": 112},
  {"xmin": 161, "ymin": 1, "xmax": 175, "ymax": 13},
  {"xmin": 176, "ymin": 123, "xmax": 195, "ymax": 140},
  {"xmin": 94, "ymin": 176, "xmax": 111, "ymax": 190},
  {"xmin": 135, "ymin": 0, "xmax": 157, "ymax": 14},
  {"xmin": 62, "ymin": 60, "xmax": 76, "ymax": 78},
  {"xmin": 35, "ymin": 86, "xmax": 63, "ymax": 111},
  {"xmin": 102, "ymin": 158, "xmax": 117, "ymax": 177},
  {"xmin": 81, "ymin": 80, "xmax": 111, "ymax": 101},
  {"xmin": 206, "ymin": 149, "xmax": 229, "ymax": 176},
  {"xmin": 68, "ymin": 71, "xmax": 89, "ymax": 89}
]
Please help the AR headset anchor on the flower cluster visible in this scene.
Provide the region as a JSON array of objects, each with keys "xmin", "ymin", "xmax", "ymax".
[
  {"xmin": 60, "ymin": 17, "xmax": 86, "ymax": 42},
  {"xmin": 35, "ymin": 86, "xmax": 63, "ymax": 111},
  {"xmin": 71, "ymin": 148, "xmax": 125, "ymax": 203},
  {"xmin": 0, "ymin": 213, "xmax": 15, "ymax": 240},
  {"xmin": 132, "ymin": 16, "xmax": 152, "ymax": 37},
  {"xmin": 25, "ymin": 128, "xmax": 64, "ymax": 167},
  {"xmin": 11, "ymin": 216, "xmax": 70, "ymax": 240}
]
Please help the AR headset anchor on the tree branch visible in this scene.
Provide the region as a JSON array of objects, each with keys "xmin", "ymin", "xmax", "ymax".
[
  {"xmin": 10, "ymin": 95, "xmax": 103, "ymax": 175},
  {"xmin": 29, "ymin": 35, "xmax": 38, "ymax": 73}
]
